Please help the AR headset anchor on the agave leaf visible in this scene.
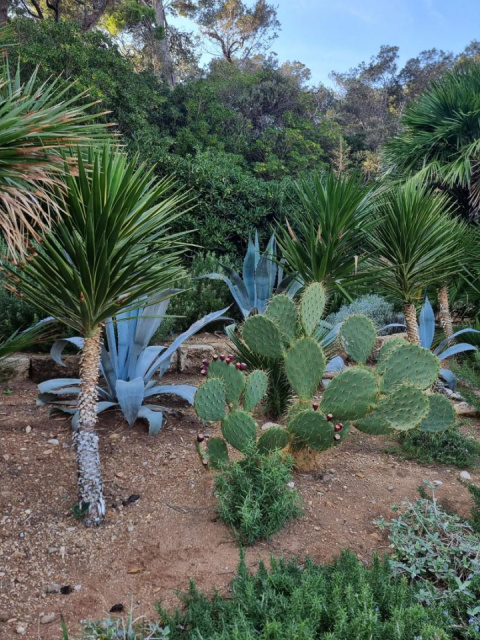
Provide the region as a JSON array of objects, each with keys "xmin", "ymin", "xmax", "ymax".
[
  {"xmin": 254, "ymin": 230, "xmax": 260, "ymax": 268},
  {"xmin": 201, "ymin": 272, "xmax": 250, "ymax": 318},
  {"xmin": 115, "ymin": 377, "xmax": 145, "ymax": 428},
  {"xmin": 255, "ymin": 252, "xmax": 274, "ymax": 314},
  {"xmin": 135, "ymin": 346, "xmax": 167, "ymax": 379},
  {"xmin": 439, "ymin": 368, "xmax": 456, "ymax": 391},
  {"xmin": 116, "ymin": 308, "xmax": 140, "ymax": 379},
  {"xmin": 50, "ymin": 337, "xmax": 84, "ymax": 366},
  {"xmin": 434, "ymin": 328, "xmax": 480, "ymax": 356},
  {"xmin": 137, "ymin": 405, "xmax": 164, "ymax": 435},
  {"xmin": 419, "ymin": 297, "xmax": 435, "ymax": 349},
  {"xmin": 437, "ymin": 343, "xmax": 477, "ymax": 360},
  {"xmin": 144, "ymin": 384, "xmax": 196, "ymax": 404},
  {"xmin": 100, "ymin": 344, "xmax": 116, "ymax": 397},
  {"xmin": 317, "ymin": 323, "xmax": 340, "ymax": 347},
  {"xmin": 243, "ymin": 234, "xmax": 257, "ymax": 307},
  {"xmin": 38, "ymin": 378, "xmax": 81, "ymax": 392},
  {"xmin": 378, "ymin": 323, "xmax": 406, "ymax": 333},
  {"xmin": 144, "ymin": 306, "xmax": 229, "ymax": 383}
]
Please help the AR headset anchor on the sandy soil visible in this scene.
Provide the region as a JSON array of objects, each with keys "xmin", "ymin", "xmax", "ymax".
[{"xmin": 0, "ymin": 377, "xmax": 478, "ymax": 639}]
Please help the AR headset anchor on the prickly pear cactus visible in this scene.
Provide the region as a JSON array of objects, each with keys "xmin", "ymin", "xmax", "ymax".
[
  {"xmin": 285, "ymin": 337, "xmax": 325, "ymax": 399},
  {"xmin": 299, "ymin": 282, "xmax": 326, "ymax": 336},
  {"xmin": 209, "ymin": 359, "xmax": 245, "ymax": 407},
  {"xmin": 242, "ymin": 315, "xmax": 285, "ymax": 359},
  {"xmin": 257, "ymin": 426, "xmax": 290, "ymax": 454},
  {"xmin": 244, "ymin": 369, "xmax": 269, "ymax": 411},
  {"xmin": 287, "ymin": 410, "xmax": 334, "ymax": 451},
  {"xmin": 221, "ymin": 409, "xmax": 257, "ymax": 453},
  {"xmin": 419, "ymin": 394, "xmax": 456, "ymax": 433},
  {"xmin": 194, "ymin": 377, "xmax": 227, "ymax": 422},
  {"xmin": 265, "ymin": 295, "xmax": 297, "ymax": 346},
  {"xmin": 339, "ymin": 314, "xmax": 376, "ymax": 364},
  {"xmin": 320, "ymin": 368, "xmax": 379, "ymax": 420},
  {"xmin": 381, "ymin": 342, "xmax": 439, "ymax": 391}
]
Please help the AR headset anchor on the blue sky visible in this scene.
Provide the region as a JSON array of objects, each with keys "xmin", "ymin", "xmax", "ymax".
[{"xmin": 173, "ymin": 0, "xmax": 480, "ymax": 86}]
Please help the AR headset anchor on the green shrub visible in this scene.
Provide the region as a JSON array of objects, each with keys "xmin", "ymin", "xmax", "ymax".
[
  {"xmin": 377, "ymin": 487, "xmax": 480, "ymax": 631},
  {"xmin": 396, "ymin": 427, "xmax": 480, "ymax": 468},
  {"xmin": 0, "ymin": 283, "xmax": 41, "ymax": 343},
  {"xmin": 214, "ymin": 451, "xmax": 301, "ymax": 545},
  {"xmin": 153, "ymin": 252, "xmax": 238, "ymax": 341}
]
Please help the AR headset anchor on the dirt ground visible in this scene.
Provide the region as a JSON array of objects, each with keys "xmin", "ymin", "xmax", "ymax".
[{"xmin": 1, "ymin": 376, "xmax": 479, "ymax": 640}]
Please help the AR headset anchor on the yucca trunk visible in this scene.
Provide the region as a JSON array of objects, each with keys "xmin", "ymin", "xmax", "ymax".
[
  {"xmin": 437, "ymin": 283, "xmax": 454, "ymax": 339},
  {"xmin": 404, "ymin": 303, "xmax": 420, "ymax": 345},
  {"xmin": 72, "ymin": 326, "xmax": 105, "ymax": 526}
]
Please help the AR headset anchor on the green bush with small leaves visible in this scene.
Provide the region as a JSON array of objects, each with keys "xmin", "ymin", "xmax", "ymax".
[
  {"xmin": 213, "ymin": 451, "xmax": 301, "ymax": 546},
  {"xmin": 396, "ymin": 427, "xmax": 480, "ymax": 468}
]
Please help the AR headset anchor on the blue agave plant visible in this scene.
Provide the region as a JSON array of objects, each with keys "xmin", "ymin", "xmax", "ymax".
[
  {"xmin": 202, "ymin": 232, "xmax": 302, "ymax": 318},
  {"xmin": 37, "ymin": 293, "xmax": 228, "ymax": 434},
  {"xmin": 380, "ymin": 297, "xmax": 480, "ymax": 389}
]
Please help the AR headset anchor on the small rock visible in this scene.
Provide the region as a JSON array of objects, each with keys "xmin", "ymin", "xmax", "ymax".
[
  {"xmin": 45, "ymin": 583, "xmax": 61, "ymax": 594},
  {"xmin": 47, "ymin": 439, "xmax": 59, "ymax": 445},
  {"xmin": 25, "ymin": 426, "xmax": 31, "ymax": 434},
  {"xmin": 460, "ymin": 470, "xmax": 472, "ymax": 480},
  {"xmin": 355, "ymin": 472, "xmax": 365, "ymax": 478},
  {"xmin": 261, "ymin": 421, "xmax": 281, "ymax": 431},
  {"xmin": 74, "ymin": 584, "xmax": 82, "ymax": 591},
  {"xmin": 455, "ymin": 402, "xmax": 478, "ymax": 417},
  {"xmin": 47, "ymin": 547, "xmax": 58, "ymax": 555},
  {"xmin": 387, "ymin": 486, "xmax": 394, "ymax": 492},
  {"xmin": 40, "ymin": 614, "xmax": 56, "ymax": 625},
  {"xmin": 15, "ymin": 623, "xmax": 28, "ymax": 635},
  {"xmin": 109, "ymin": 433, "xmax": 121, "ymax": 441},
  {"xmin": 287, "ymin": 481, "xmax": 295, "ymax": 489}
]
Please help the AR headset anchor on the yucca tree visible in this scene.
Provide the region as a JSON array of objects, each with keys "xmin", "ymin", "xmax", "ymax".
[
  {"xmin": 276, "ymin": 172, "xmax": 377, "ymax": 296},
  {"xmin": 384, "ymin": 63, "xmax": 480, "ymax": 221},
  {"xmin": 0, "ymin": 60, "xmax": 107, "ymax": 254},
  {"xmin": 368, "ymin": 183, "xmax": 467, "ymax": 344},
  {"xmin": 2, "ymin": 147, "xmax": 189, "ymax": 525}
]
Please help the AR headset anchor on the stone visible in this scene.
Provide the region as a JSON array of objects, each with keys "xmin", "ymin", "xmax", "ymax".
[
  {"xmin": 387, "ymin": 486, "xmax": 394, "ymax": 491},
  {"xmin": 30, "ymin": 354, "xmax": 80, "ymax": 383},
  {"xmin": 460, "ymin": 470, "xmax": 472, "ymax": 480},
  {"xmin": 178, "ymin": 344, "xmax": 214, "ymax": 374},
  {"xmin": 25, "ymin": 426, "xmax": 31, "ymax": 434},
  {"xmin": 454, "ymin": 402, "xmax": 478, "ymax": 417},
  {"xmin": 47, "ymin": 439, "xmax": 59, "ymax": 446},
  {"xmin": 287, "ymin": 481, "xmax": 295, "ymax": 489},
  {"xmin": 0, "ymin": 354, "xmax": 30, "ymax": 382},
  {"xmin": 40, "ymin": 614, "xmax": 56, "ymax": 625},
  {"xmin": 45, "ymin": 583, "xmax": 61, "ymax": 594},
  {"xmin": 15, "ymin": 623, "xmax": 28, "ymax": 635}
]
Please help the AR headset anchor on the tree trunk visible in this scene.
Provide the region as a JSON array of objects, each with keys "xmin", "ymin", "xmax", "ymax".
[
  {"xmin": 0, "ymin": 0, "xmax": 10, "ymax": 23},
  {"xmin": 72, "ymin": 327, "xmax": 105, "ymax": 526},
  {"xmin": 152, "ymin": 0, "xmax": 175, "ymax": 87},
  {"xmin": 437, "ymin": 283, "xmax": 454, "ymax": 339},
  {"xmin": 404, "ymin": 302, "xmax": 420, "ymax": 345}
]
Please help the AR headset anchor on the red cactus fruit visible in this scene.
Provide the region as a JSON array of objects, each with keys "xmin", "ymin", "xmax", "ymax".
[
  {"xmin": 240, "ymin": 363, "xmax": 247, "ymax": 371},
  {"xmin": 197, "ymin": 434, "xmax": 205, "ymax": 442},
  {"xmin": 312, "ymin": 402, "xmax": 319, "ymax": 411},
  {"xmin": 334, "ymin": 423, "xmax": 344, "ymax": 432},
  {"xmin": 219, "ymin": 354, "xmax": 226, "ymax": 361},
  {"xmin": 326, "ymin": 413, "xmax": 333, "ymax": 422}
]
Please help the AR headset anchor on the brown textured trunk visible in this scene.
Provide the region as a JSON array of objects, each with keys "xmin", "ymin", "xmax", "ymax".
[
  {"xmin": 0, "ymin": 0, "xmax": 9, "ymax": 23},
  {"xmin": 437, "ymin": 283, "xmax": 454, "ymax": 339},
  {"xmin": 404, "ymin": 303, "xmax": 420, "ymax": 345},
  {"xmin": 72, "ymin": 327, "xmax": 105, "ymax": 526}
]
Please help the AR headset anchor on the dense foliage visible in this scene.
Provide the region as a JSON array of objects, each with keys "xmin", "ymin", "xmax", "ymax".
[
  {"xmin": 396, "ymin": 427, "xmax": 480, "ymax": 468},
  {"xmin": 214, "ymin": 451, "xmax": 301, "ymax": 545}
]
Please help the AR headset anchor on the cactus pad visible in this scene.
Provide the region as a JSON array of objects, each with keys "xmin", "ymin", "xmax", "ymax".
[
  {"xmin": 299, "ymin": 282, "xmax": 326, "ymax": 336},
  {"xmin": 206, "ymin": 437, "xmax": 229, "ymax": 468},
  {"xmin": 339, "ymin": 314, "xmax": 376, "ymax": 364},
  {"xmin": 379, "ymin": 383, "xmax": 429, "ymax": 431},
  {"xmin": 208, "ymin": 359, "xmax": 245, "ymax": 407},
  {"xmin": 194, "ymin": 377, "xmax": 226, "ymax": 422},
  {"xmin": 377, "ymin": 336, "xmax": 406, "ymax": 375},
  {"xmin": 381, "ymin": 343, "xmax": 439, "ymax": 391},
  {"xmin": 287, "ymin": 399, "xmax": 313, "ymax": 423},
  {"xmin": 242, "ymin": 315, "xmax": 285, "ymax": 359},
  {"xmin": 419, "ymin": 393, "xmax": 456, "ymax": 433},
  {"xmin": 257, "ymin": 426, "xmax": 290, "ymax": 454},
  {"xmin": 285, "ymin": 337, "xmax": 325, "ymax": 399},
  {"xmin": 355, "ymin": 412, "xmax": 393, "ymax": 435},
  {"xmin": 287, "ymin": 410, "xmax": 334, "ymax": 451},
  {"xmin": 243, "ymin": 369, "xmax": 268, "ymax": 411},
  {"xmin": 320, "ymin": 368, "xmax": 379, "ymax": 420},
  {"xmin": 266, "ymin": 295, "xmax": 298, "ymax": 345},
  {"xmin": 221, "ymin": 409, "xmax": 257, "ymax": 453}
]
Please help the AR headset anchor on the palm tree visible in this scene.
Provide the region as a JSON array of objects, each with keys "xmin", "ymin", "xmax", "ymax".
[
  {"xmin": 276, "ymin": 172, "xmax": 377, "ymax": 296},
  {"xmin": 2, "ymin": 147, "xmax": 189, "ymax": 525},
  {"xmin": 368, "ymin": 183, "xmax": 467, "ymax": 344},
  {"xmin": 0, "ymin": 60, "xmax": 107, "ymax": 254},
  {"xmin": 384, "ymin": 63, "xmax": 480, "ymax": 221}
]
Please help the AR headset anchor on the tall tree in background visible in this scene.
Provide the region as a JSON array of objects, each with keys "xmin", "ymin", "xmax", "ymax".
[{"xmin": 191, "ymin": 0, "xmax": 279, "ymax": 62}]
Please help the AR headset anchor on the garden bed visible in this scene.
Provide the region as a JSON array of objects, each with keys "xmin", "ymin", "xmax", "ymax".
[{"xmin": 0, "ymin": 376, "xmax": 479, "ymax": 639}]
